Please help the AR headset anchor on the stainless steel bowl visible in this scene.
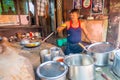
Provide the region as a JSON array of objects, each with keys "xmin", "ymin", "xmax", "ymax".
[{"xmin": 36, "ymin": 61, "xmax": 68, "ymax": 80}]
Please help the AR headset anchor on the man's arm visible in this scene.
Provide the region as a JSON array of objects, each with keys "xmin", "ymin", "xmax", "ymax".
[{"xmin": 81, "ymin": 20, "xmax": 93, "ymax": 43}]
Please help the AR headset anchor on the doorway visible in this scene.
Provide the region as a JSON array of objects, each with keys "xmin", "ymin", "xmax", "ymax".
[{"xmin": 49, "ymin": 0, "xmax": 56, "ymax": 32}]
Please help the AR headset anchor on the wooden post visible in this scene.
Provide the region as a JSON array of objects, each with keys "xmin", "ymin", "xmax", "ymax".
[
  {"xmin": 35, "ymin": 0, "xmax": 39, "ymax": 26},
  {"xmin": 17, "ymin": 0, "xmax": 21, "ymax": 25},
  {"xmin": 56, "ymin": 0, "xmax": 64, "ymax": 37}
]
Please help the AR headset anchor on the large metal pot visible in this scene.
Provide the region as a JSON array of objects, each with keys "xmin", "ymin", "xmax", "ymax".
[
  {"xmin": 64, "ymin": 54, "xmax": 95, "ymax": 80},
  {"xmin": 112, "ymin": 50, "xmax": 120, "ymax": 77},
  {"xmin": 87, "ymin": 42, "xmax": 115, "ymax": 66},
  {"xmin": 36, "ymin": 61, "xmax": 68, "ymax": 80}
]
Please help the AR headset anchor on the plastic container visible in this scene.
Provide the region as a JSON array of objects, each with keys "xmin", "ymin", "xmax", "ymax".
[{"xmin": 56, "ymin": 38, "xmax": 67, "ymax": 47}]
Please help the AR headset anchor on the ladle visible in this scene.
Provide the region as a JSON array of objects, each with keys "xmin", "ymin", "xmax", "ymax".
[{"xmin": 96, "ymin": 67, "xmax": 111, "ymax": 80}]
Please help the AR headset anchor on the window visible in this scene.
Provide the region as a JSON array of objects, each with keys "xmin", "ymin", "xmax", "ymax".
[
  {"xmin": 0, "ymin": 0, "xmax": 16, "ymax": 15},
  {"xmin": 0, "ymin": 0, "xmax": 36, "ymax": 26}
]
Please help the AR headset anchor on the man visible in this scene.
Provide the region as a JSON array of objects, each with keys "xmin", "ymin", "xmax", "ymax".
[
  {"xmin": 57, "ymin": 9, "xmax": 94, "ymax": 55},
  {"xmin": 8, "ymin": 7, "xmax": 14, "ymax": 15},
  {"xmin": 37, "ymin": 0, "xmax": 49, "ymax": 37}
]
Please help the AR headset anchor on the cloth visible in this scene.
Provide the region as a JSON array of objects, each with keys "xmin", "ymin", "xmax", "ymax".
[
  {"xmin": 37, "ymin": 0, "xmax": 49, "ymax": 37},
  {"xmin": 37, "ymin": 0, "xmax": 48, "ymax": 16},
  {"xmin": 67, "ymin": 20, "xmax": 82, "ymax": 43},
  {"xmin": 64, "ymin": 42, "xmax": 83, "ymax": 55}
]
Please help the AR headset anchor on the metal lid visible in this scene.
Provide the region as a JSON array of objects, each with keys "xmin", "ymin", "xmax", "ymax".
[
  {"xmin": 87, "ymin": 42, "xmax": 116, "ymax": 53},
  {"xmin": 37, "ymin": 61, "xmax": 68, "ymax": 79}
]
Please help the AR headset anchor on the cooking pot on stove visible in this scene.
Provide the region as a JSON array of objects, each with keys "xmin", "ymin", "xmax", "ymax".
[
  {"xmin": 112, "ymin": 49, "xmax": 120, "ymax": 77},
  {"xmin": 87, "ymin": 42, "xmax": 116, "ymax": 66},
  {"xmin": 64, "ymin": 54, "xmax": 95, "ymax": 80}
]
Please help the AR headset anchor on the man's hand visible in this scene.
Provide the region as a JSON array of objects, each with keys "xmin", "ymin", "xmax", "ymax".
[
  {"xmin": 57, "ymin": 24, "xmax": 67, "ymax": 33},
  {"xmin": 57, "ymin": 27, "xmax": 63, "ymax": 33},
  {"xmin": 90, "ymin": 40, "xmax": 97, "ymax": 43}
]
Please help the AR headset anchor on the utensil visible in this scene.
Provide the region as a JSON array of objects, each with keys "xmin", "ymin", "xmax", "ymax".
[
  {"xmin": 40, "ymin": 49, "xmax": 51, "ymax": 63},
  {"xmin": 64, "ymin": 54, "xmax": 95, "ymax": 80},
  {"xmin": 78, "ymin": 42, "xmax": 87, "ymax": 51},
  {"xmin": 36, "ymin": 61, "xmax": 68, "ymax": 80},
  {"xmin": 96, "ymin": 67, "xmax": 111, "ymax": 80},
  {"xmin": 41, "ymin": 32, "xmax": 55, "ymax": 43},
  {"xmin": 37, "ymin": 31, "xmax": 54, "ymax": 47},
  {"xmin": 23, "ymin": 32, "xmax": 54, "ymax": 48},
  {"xmin": 24, "ymin": 42, "xmax": 40, "ymax": 48},
  {"xmin": 50, "ymin": 47, "xmax": 64, "ymax": 60}
]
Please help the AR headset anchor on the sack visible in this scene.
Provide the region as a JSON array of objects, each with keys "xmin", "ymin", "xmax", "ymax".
[{"xmin": 56, "ymin": 38, "xmax": 67, "ymax": 47}]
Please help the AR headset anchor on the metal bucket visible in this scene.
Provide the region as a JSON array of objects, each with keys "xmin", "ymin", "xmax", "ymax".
[
  {"xmin": 50, "ymin": 47, "xmax": 64, "ymax": 60},
  {"xmin": 87, "ymin": 42, "xmax": 116, "ymax": 66},
  {"xmin": 36, "ymin": 61, "xmax": 68, "ymax": 80},
  {"xmin": 112, "ymin": 50, "xmax": 120, "ymax": 77},
  {"xmin": 64, "ymin": 54, "xmax": 95, "ymax": 80}
]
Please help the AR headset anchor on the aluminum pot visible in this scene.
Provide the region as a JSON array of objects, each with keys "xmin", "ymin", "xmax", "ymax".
[
  {"xmin": 87, "ymin": 42, "xmax": 116, "ymax": 66},
  {"xmin": 36, "ymin": 61, "xmax": 68, "ymax": 80},
  {"xmin": 112, "ymin": 50, "xmax": 120, "ymax": 77},
  {"xmin": 64, "ymin": 54, "xmax": 95, "ymax": 80}
]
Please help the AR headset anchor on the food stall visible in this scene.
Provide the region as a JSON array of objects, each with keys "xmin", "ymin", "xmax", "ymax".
[{"xmin": 0, "ymin": 0, "xmax": 120, "ymax": 80}]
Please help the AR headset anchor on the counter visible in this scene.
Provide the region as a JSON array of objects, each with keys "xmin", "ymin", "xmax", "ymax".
[
  {"xmin": 10, "ymin": 41, "xmax": 120, "ymax": 80},
  {"xmin": 12, "ymin": 41, "xmax": 55, "ymax": 69}
]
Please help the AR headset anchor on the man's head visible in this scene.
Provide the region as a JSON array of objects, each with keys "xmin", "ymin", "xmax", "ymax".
[
  {"xmin": 8, "ymin": 7, "xmax": 12, "ymax": 10},
  {"xmin": 69, "ymin": 9, "xmax": 80, "ymax": 21}
]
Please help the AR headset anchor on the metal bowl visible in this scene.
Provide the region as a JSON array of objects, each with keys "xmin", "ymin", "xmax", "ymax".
[{"xmin": 36, "ymin": 61, "xmax": 68, "ymax": 80}]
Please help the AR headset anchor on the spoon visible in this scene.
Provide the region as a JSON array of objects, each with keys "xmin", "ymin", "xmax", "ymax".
[{"xmin": 96, "ymin": 67, "xmax": 112, "ymax": 80}]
